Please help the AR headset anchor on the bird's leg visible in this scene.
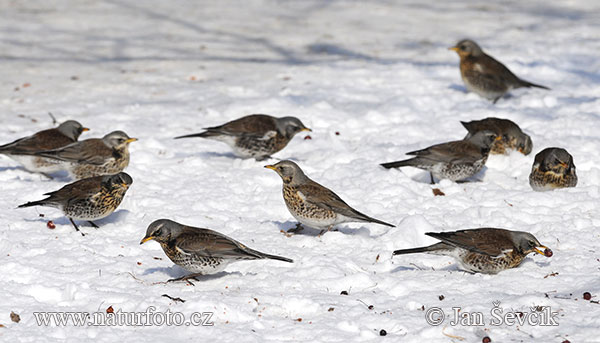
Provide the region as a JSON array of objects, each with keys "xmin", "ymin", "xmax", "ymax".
[
  {"xmin": 167, "ymin": 273, "xmax": 203, "ymax": 286},
  {"xmin": 493, "ymin": 97, "xmax": 500, "ymax": 104},
  {"xmin": 69, "ymin": 218, "xmax": 85, "ymax": 236},
  {"xmin": 287, "ymin": 223, "xmax": 304, "ymax": 233},
  {"xmin": 88, "ymin": 221, "xmax": 100, "ymax": 228},
  {"xmin": 318, "ymin": 225, "xmax": 334, "ymax": 237},
  {"xmin": 430, "ymin": 172, "xmax": 435, "ymax": 184},
  {"xmin": 41, "ymin": 172, "xmax": 54, "ymax": 180}
]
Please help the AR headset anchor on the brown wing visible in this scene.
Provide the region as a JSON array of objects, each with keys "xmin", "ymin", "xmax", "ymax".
[
  {"xmin": 206, "ymin": 114, "xmax": 277, "ymax": 136},
  {"xmin": 477, "ymin": 54, "xmax": 523, "ymax": 87},
  {"xmin": 407, "ymin": 140, "xmax": 482, "ymax": 164},
  {"xmin": 298, "ymin": 181, "xmax": 369, "ymax": 220},
  {"xmin": 36, "ymin": 139, "xmax": 112, "ymax": 165},
  {"xmin": 0, "ymin": 128, "xmax": 74, "ymax": 154},
  {"xmin": 175, "ymin": 226, "xmax": 263, "ymax": 259},
  {"xmin": 44, "ymin": 176, "xmax": 104, "ymax": 202},
  {"xmin": 427, "ymin": 228, "xmax": 516, "ymax": 256}
]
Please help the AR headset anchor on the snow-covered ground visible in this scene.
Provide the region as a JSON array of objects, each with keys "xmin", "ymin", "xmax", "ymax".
[{"xmin": 1, "ymin": 0, "xmax": 599, "ymax": 341}]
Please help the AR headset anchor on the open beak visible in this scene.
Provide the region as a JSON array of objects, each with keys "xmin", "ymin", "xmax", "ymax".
[
  {"xmin": 82, "ymin": 128, "xmax": 90, "ymax": 132},
  {"xmin": 448, "ymin": 46, "xmax": 459, "ymax": 52},
  {"xmin": 140, "ymin": 236, "xmax": 154, "ymax": 245},
  {"xmin": 533, "ymin": 246, "xmax": 548, "ymax": 255},
  {"xmin": 126, "ymin": 138, "xmax": 138, "ymax": 143},
  {"xmin": 264, "ymin": 165, "xmax": 277, "ymax": 171},
  {"xmin": 301, "ymin": 128, "xmax": 312, "ymax": 132}
]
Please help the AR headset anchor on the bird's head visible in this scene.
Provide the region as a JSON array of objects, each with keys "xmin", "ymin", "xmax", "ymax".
[
  {"xmin": 534, "ymin": 147, "xmax": 575, "ymax": 176},
  {"xmin": 276, "ymin": 116, "xmax": 311, "ymax": 139},
  {"xmin": 57, "ymin": 120, "xmax": 89, "ymax": 141},
  {"xmin": 140, "ymin": 219, "xmax": 182, "ymax": 245},
  {"xmin": 103, "ymin": 130, "xmax": 138, "ymax": 150},
  {"xmin": 449, "ymin": 39, "xmax": 483, "ymax": 58},
  {"xmin": 264, "ymin": 160, "xmax": 307, "ymax": 185},
  {"xmin": 101, "ymin": 172, "xmax": 133, "ymax": 191},
  {"xmin": 511, "ymin": 231, "xmax": 549, "ymax": 256}
]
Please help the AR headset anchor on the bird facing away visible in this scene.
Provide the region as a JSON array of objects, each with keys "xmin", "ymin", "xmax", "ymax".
[
  {"xmin": 449, "ymin": 39, "xmax": 550, "ymax": 103},
  {"xmin": 140, "ymin": 219, "xmax": 293, "ymax": 285},
  {"xmin": 529, "ymin": 147, "xmax": 577, "ymax": 191},
  {"xmin": 32, "ymin": 131, "xmax": 137, "ymax": 179},
  {"xmin": 380, "ymin": 130, "xmax": 498, "ymax": 183},
  {"xmin": 174, "ymin": 114, "xmax": 311, "ymax": 160},
  {"xmin": 265, "ymin": 160, "xmax": 395, "ymax": 235},
  {"xmin": 18, "ymin": 172, "xmax": 133, "ymax": 235},
  {"xmin": 393, "ymin": 228, "xmax": 551, "ymax": 274},
  {"xmin": 461, "ymin": 117, "xmax": 532, "ymax": 155},
  {"xmin": 0, "ymin": 120, "xmax": 88, "ymax": 174}
]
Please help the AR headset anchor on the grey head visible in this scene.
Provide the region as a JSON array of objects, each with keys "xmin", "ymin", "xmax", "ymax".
[
  {"xmin": 265, "ymin": 160, "xmax": 310, "ymax": 185},
  {"xmin": 516, "ymin": 132, "xmax": 533, "ymax": 155},
  {"xmin": 466, "ymin": 130, "xmax": 498, "ymax": 150},
  {"xmin": 140, "ymin": 219, "xmax": 184, "ymax": 245},
  {"xmin": 57, "ymin": 120, "xmax": 88, "ymax": 141},
  {"xmin": 102, "ymin": 130, "xmax": 138, "ymax": 149},
  {"xmin": 509, "ymin": 231, "xmax": 546, "ymax": 255},
  {"xmin": 275, "ymin": 116, "xmax": 311, "ymax": 139},
  {"xmin": 534, "ymin": 147, "xmax": 575, "ymax": 174},
  {"xmin": 102, "ymin": 171, "xmax": 133, "ymax": 187},
  {"xmin": 451, "ymin": 39, "xmax": 484, "ymax": 57}
]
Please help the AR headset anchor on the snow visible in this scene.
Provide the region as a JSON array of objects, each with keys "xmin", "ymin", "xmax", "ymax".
[{"xmin": 1, "ymin": 0, "xmax": 600, "ymax": 342}]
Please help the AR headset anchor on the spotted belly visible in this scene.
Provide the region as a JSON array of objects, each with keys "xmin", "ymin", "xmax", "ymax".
[
  {"xmin": 63, "ymin": 188, "xmax": 126, "ymax": 220},
  {"xmin": 69, "ymin": 155, "xmax": 129, "ymax": 180},
  {"xmin": 6, "ymin": 154, "xmax": 66, "ymax": 173},
  {"xmin": 283, "ymin": 186, "xmax": 337, "ymax": 229},
  {"xmin": 457, "ymin": 249, "xmax": 525, "ymax": 274},
  {"xmin": 529, "ymin": 169, "xmax": 577, "ymax": 191},
  {"xmin": 232, "ymin": 134, "xmax": 288, "ymax": 160},
  {"xmin": 428, "ymin": 156, "xmax": 487, "ymax": 182},
  {"xmin": 164, "ymin": 247, "xmax": 230, "ymax": 275}
]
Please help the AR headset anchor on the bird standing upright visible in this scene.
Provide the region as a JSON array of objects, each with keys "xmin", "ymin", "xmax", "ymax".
[
  {"xmin": 175, "ymin": 114, "xmax": 311, "ymax": 160},
  {"xmin": 529, "ymin": 147, "xmax": 577, "ymax": 191},
  {"xmin": 0, "ymin": 120, "xmax": 88, "ymax": 174},
  {"xmin": 461, "ymin": 117, "xmax": 532, "ymax": 155},
  {"xmin": 392, "ymin": 228, "xmax": 551, "ymax": 274},
  {"xmin": 265, "ymin": 160, "xmax": 395, "ymax": 235},
  {"xmin": 18, "ymin": 172, "xmax": 133, "ymax": 235},
  {"xmin": 380, "ymin": 130, "xmax": 498, "ymax": 183},
  {"xmin": 33, "ymin": 131, "xmax": 137, "ymax": 179},
  {"xmin": 140, "ymin": 219, "xmax": 293, "ymax": 285},
  {"xmin": 449, "ymin": 39, "xmax": 549, "ymax": 103}
]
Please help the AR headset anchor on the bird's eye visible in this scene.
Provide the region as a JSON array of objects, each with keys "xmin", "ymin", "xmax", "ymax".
[
  {"xmin": 460, "ymin": 45, "xmax": 466, "ymax": 51},
  {"xmin": 155, "ymin": 229, "xmax": 162, "ymax": 236},
  {"xmin": 529, "ymin": 240, "xmax": 536, "ymax": 247},
  {"xmin": 553, "ymin": 159, "xmax": 561, "ymax": 165},
  {"xmin": 503, "ymin": 134, "xmax": 509, "ymax": 140}
]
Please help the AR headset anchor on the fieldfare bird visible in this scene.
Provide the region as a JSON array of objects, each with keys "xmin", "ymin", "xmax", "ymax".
[
  {"xmin": 380, "ymin": 130, "xmax": 498, "ymax": 183},
  {"xmin": 0, "ymin": 120, "xmax": 88, "ymax": 174},
  {"xmin": 175, "ymin": 114, "xmax": 311, "ymax": 160},
  {"xmin": 461, "ymin": 117, "xmax": 532, "ymax": 155},
  {"xmin": 140, "ymin": 219, "xmax": 293, "ymax": 284},
  {"xmin": 529, "ymin": 147, "xmax": 577, "ymax": 191},
  {"xmin": 393, "ymin": 228, "xmax": 551, "ymax": 274},
  {"xmin": 449, "ymin": 39, "xmax": 549, "ymax": 103},
  {"xmin": 265, "ymin": 160, "xmax": 394, "ymax": 235},
  {"xmin": 18, "ymin": 172, "xmax": 133, "ymax": 235},
  {"xmin": 33, "ymin": 131, "xmax": 137, "ymax": 179}
]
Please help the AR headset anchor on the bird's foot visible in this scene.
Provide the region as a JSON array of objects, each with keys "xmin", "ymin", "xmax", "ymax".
[
  {"xmin": 69, "ymin": 218, "xmax": 85, "ymax": 236},
  {"xmin": 88, "ymin": 221, "xmax": 100, "ymax": 228},
  {"xmin": 287, "ymin": 223, "xmax": 304, "ymax": 233},
  {"xmin": 167, "ymin": 274, "xmax": 202, "ymax": 286}
]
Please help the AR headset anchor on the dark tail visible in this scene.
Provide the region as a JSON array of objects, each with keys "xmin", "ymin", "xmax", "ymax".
[
  {"xmin": 380, "ymin": 159, "xmax": 414, "ymax": 169},
  {"xmin": 174, "ymin": 131, "xmax": 214, "ymax": 139},
  {"xmin": 393, "ymin": 246, "xmax": 436, "ymax": 256},
  {"xmin": 259, "ymin": 252, "xmax": 294, "ymax": 263},
  {"xmin": 365, "ymin": 216, "xmax": 395, "ymax": 227},
  {"xmin": 17, "ymin": 199, "xmax": 48, "ymax": 208},
  {"xmin": 519, "ymin": 79, "xmax": 550, "ymax": 90}
]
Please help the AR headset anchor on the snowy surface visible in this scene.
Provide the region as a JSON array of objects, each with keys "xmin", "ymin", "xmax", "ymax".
[{"xmin": 1, "ymin": 0, "xmax": 600, "ymax": 342}]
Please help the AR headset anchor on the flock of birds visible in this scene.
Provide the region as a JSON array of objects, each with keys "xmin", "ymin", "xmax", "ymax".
[{"xmin": 1, "ymin": 39, "xmax": 577, "ymax": 284}]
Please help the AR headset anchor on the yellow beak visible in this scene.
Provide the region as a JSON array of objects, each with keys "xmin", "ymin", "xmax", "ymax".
[
  {"xmin": 301, "ymin": 128, "xmax": 312, "ymax": 132},
  {"xmin": 264, "ymin": 165, "xmax": 277, "ymax": 170},
  {"xmin": 533, "ymin": 246, "xmax": 548, "ymax": 255},
  {"xmin": 559, "ymin": 162, "xmax": 568, "ymax": 168},
  {"xmin": 125, "ymin": 138, "xmax": 138, "ymax": 143},
  {"xmin": 82, "ymin": 128, "xmax": 90, "ymax": 132},
  {"xmin": 449, "ymin": 47, "xmax": 459, "ymax": 52},
  {"xmin": 140, "ymin": 236, "xmax": 154, "ymax": 245},
  {"xmin": 495, "ymin": 135, "xmax": 503, "ymax": 141},
  {"xmin": 121, "ymin": 183, "xmax": 129, "ymax": 188}
]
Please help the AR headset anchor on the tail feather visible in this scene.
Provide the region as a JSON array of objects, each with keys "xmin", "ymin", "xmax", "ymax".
[
  {"xmin": 392, "ymin": 246, "xmax": 436, "ymax": 256},
  {"xmin": 17, "ymin": 199, "xmax": 49, "ymax": 208},
  {"xmin": 380, "ymin": 158, "xmax": 414, "ymax": 169},
  {"xmin": 364, "ymin": 215, "xmax": 395, "ymax": 228},
  {"xmin": 519, "ymin": 79, "xmax": 550, "ymax": 90},
  {"xmin": 258, "ymin": 252, "xmax": 294, "ymax": 263},
  {"xmin": 174, "ymin": 131, "xmax": 214, "ymax": 139}
]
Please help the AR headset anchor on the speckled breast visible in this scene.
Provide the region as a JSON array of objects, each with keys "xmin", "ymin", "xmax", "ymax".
[{"xmin": 283, "ymin": 185, "xmax": 337, "ymax": 228}]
